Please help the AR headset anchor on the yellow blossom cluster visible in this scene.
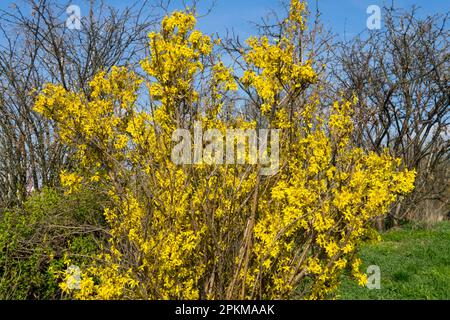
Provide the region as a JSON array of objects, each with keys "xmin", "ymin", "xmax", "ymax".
[
  {"xmin": 140, "ymin": 11, "xmax": 212, "ymax": 127},
  {"xmin": 241, "ymin": 1, "xmax": 316, "ymax": 116}
]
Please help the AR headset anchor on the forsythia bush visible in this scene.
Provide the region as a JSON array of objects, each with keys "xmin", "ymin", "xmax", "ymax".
[{"xmin": 34, "ymin": 1, "xmax": 415, "ymax": 299}]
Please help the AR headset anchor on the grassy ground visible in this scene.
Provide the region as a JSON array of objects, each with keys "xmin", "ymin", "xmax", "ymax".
[{"xmin": 337, "ymin": 221, "xmax": 450, "ymax": 299}]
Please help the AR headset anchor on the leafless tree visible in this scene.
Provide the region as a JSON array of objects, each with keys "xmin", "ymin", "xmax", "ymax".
[
  {"xmin": 332, "ymin": 7, "xmax": 449, "ymax": 227},
  {"xmin": 0, "ymin": 0, "xmax": 161, "ymax": 209}
]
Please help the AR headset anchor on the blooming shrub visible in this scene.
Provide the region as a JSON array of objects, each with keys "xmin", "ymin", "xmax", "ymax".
[{"xmin": 34, "ymin": 1, "xmax": 415, "ymax": 299}]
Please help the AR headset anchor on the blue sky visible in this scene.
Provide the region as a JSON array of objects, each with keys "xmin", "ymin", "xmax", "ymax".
[
  {"xmin": 170, "ymin": 0, "xmax": 447, "ymax": 40},
  {"xmin": 0, "ymin": 0, "xmax": 447, "ymax": 40}
]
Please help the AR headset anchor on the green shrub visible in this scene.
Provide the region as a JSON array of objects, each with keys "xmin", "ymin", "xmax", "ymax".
[{"xmin": 0, "ymin": 187, "xmax": 105, "ymax": 299}]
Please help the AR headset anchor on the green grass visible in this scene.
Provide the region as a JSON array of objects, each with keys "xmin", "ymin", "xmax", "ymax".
[{"xmin": 337, "ymin": 221, "xmax": 450, "ymax": 300}]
